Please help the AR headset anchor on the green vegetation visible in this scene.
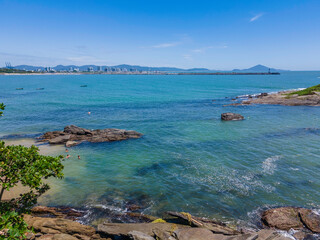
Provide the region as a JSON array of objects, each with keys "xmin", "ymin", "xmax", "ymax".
[
  {"xmin": 0, "ymin": 104, "xmax": 64, "ymax": 239},
  {"xmin": 287, "ymin": 84, "xmax": 320, "ymax": 96},
  {"xmin": 0, "ymin": 68, "xmax": 32, "ymax": 74}
]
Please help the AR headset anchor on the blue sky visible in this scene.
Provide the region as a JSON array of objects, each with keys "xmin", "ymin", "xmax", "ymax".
[{"xmin": 0, "ymin": 0, "xmax": 319, "ymax": 70}]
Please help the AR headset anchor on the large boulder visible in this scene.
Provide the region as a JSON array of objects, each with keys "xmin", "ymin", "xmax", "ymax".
[
  {"xmin": 299, "ymin": 208, "xmax": 320, "ymax": 233},
  {"xmin": 221, "ymin": 113, "xmax": 244, "ymax": 121},
  {"xmin": 261, "ymin": 207, "xmax": 303, "ymax": 230},
  {"xmin": 39, "ymin": 125, "xmax": 143, "ymax": 147}
]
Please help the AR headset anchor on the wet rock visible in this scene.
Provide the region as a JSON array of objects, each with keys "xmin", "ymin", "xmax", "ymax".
[
  {"xmin": 39, "ymin": 125, "xmax": 143, "ymax": 147},
  {"xmin": 261, "ymin": 207, "xmax": 304, "ymax": 230},
  {"xmin": 299, "ymin": 208, "xmax": 320, "ymax": 233},
  {"xmin": 97, "ymin": 222, "xmax": 188, "ymax": 239},
  {"xmin": 255, "ymin": 229, "xmax": 293, "ymax": 240},
  {"xmin": 221, "ymin": 113, "xmax": 244, "ymax": 121},
  {"xmin": 31, "ymin": 206, "xmax": 82, "ymax": 220},
  {"xmin": 166, "ymin": 211, "xmax": 239, "ymax": 235},
  {"xmin": 293, "ymin": 231, "xmax": 308, "ymax": 240},
  {"xmin": 128, "ymin": 231, "xmax": 154, "ymax": 240}
]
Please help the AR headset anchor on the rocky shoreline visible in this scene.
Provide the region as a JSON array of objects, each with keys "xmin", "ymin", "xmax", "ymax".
[
  {"xmin": 232, "ymin": 90, "xmax": 320, "ymax": 106},
  {"xmin": 20, "ymin": 205, "xmax": 320, "ymax": 240}
]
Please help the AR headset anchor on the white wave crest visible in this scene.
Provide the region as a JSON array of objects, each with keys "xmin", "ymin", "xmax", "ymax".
[{"xmin": 262, "ymin": 155, "xmax": 282, "ymax": 175}]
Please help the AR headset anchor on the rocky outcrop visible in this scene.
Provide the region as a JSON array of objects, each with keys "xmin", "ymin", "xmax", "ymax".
[
  {"xmin": 238, "ymin": 90, "xmax": 320, "ymax": 106},
  {"xmin": 97, "ymin": 222, "xmax": 189, "ymax": 239},
  {"xmin": 38, "ymin": 125, "xmax": 143, "ymax": 147},
  {"xmin": 221, "ymin": 113, "xmax": 244, "ymax": 121},
  {"xmin": 24, "ymin": 215, "xmax": 109, "ymax": 240},
  {"xmin": 262, "ymin": 207, "xmax": 320, "ymax": 233}
]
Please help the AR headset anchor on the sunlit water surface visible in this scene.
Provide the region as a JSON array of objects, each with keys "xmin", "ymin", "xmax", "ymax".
[{"xmin": 1, "ymin": 72, "xmax": 320, "ymax": 226}]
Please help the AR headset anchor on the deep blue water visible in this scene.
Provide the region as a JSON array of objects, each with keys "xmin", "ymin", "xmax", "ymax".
[{"xmin": 1, "ymin": 72, "xmax": 320, "ymax": 225}]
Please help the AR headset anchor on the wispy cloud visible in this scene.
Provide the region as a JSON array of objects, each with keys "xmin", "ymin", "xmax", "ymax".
[
  {"xmin": 151, "ymin": 42, "xmax": 180, "ymax": 48},
  {"xmin": 250, "ymin": 13, "xmax": 264, "ymax": 22},
  {"xmin": 183, "ymin": 54, "xmax": 193, "ymax": 61},
  {"xmin": 192, "ymin": 45, "xmax": 228, "ymax": 53}
]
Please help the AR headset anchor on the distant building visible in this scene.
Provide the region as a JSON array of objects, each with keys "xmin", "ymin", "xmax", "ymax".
[
  {"xmin": 69, "ymin": 67, "xmax": 73, "ymax": 72},
  {"xmin": 73, "ymin": 68, "xmax": 80, "ymax": 72},
  {"xmin": 88, "ymin": 67, "xmax": 94, "ymax": 72},
  {"xmin": 97, "ymin": 66, "xmax": 102, "ymax": 72}
]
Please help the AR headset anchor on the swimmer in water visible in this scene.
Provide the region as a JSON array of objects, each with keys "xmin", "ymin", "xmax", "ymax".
[
  {"xmin": 88, "ymin": 112, "xmax": 91, "ymax": 115},
  {"xmin": 66, "ymin": 155, "xmax": 70, "ymax": 159},
  {"xmin": 78, "ymin": 155, "xmax": 80, "ymax": 159},
  {"xmin": 65, "ymin": 149, "xmax": 69, "ymax": 152}
]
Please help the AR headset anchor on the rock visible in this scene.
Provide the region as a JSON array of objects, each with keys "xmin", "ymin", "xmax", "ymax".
[
  {"xmin": 166, "ymin": 211, "xmax": 239, "ymax": 235},
  {"xmin": 255, "ymin": 229, "xmax": 293, "ymax": 240},
  {"xmin": 299, "ymin": 208, "xmax": 320, "ymax": 233},
  {"xmin": 31, "ymin": 206, "xmax": 82, "ymax": 220},
  {"xmin": 261, "ymin": 207, "xmax": 304, "ymax": 230},
  {"xmin": 293, "ymin": 231, "xmax": 308, "ymax": 240},
  {"xmin": 221, "ymin": 113, "xmax": 244, "ymax": 121},
  {"xmin": 128, "ymin": 231, "xmax": 154, "ymax": 240},
  {"xmin": 65, "ymin": 141, "xmax": 83, "ymax": 147},
  {"xmin": 24, "ymin": 215, "xmax": 96, "ymax": 237},
  {"xmin": 39, "ymin": 125, "xmax": 143, "ymax": 146},
  {"xmin": 48, "ymin": 135, "xmax": 71, "ymax": 144},
  {"xmin": 174, "ymin": 228, "xmax": 221, "ymax": 240},
  {"xmin": 52, "ymin": 234, "xmax": 78, "ymax": 240},
  {"xmin": 37, "ymin": 235, "xmax": 54, "ymax": 240},
  {"xmin": 97, "ymin": 222, "xmax": 188, "ymax": 239}
]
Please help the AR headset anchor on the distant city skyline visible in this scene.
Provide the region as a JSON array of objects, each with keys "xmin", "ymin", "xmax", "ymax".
[{"xmin": 0, "ymin": 0, "xmax": 320, "ymax": 70}]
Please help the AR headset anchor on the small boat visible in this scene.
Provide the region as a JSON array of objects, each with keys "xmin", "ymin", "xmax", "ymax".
[
  {"xmin": 80, "ymin": 85, "xmax": 88, "ymax": 87},
  {"xmin": 36, "ymin": 88, "xmax": 45, "ymax": 90},
  {"xmin": 16, "ymin": 88, "xmax": 23, "ymax": 90}
]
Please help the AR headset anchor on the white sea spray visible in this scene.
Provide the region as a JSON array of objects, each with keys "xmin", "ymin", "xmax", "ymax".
[{"xmin": 262, "ymin": 155, "xmax": 282, "ymax": 175}]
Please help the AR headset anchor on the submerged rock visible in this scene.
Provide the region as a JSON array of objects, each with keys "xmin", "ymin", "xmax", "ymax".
[
  {"xmin": 39, "ymin": 125, "xmax": 143, "ymax": 147},
  {"xmin": 221, "ymin": 113, "xmax": 244, "ymax": 121}
]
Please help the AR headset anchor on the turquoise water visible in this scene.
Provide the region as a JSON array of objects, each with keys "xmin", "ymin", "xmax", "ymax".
[{"xmin": 1, "ymin": 72, "xmax": 320, "ymax": 225}]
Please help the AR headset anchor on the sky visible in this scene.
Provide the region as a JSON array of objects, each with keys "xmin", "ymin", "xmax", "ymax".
[{"xmin": 0, "ymin": 0, "xmax": 320, "ymax": 70}]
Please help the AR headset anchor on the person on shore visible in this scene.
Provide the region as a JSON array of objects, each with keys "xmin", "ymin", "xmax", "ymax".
[{"xmin": 78, "ymin": 155, "xmax": 80, "ymax": 159}]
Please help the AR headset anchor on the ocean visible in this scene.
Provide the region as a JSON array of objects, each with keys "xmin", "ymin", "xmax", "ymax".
[{"xmin": 1, "ymin": 72, "xmax": 320, "ymax": 226}]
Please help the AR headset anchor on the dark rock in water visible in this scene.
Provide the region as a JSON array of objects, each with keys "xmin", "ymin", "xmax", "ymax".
[
  {"xmin": 166, "ymin": 211, "xmax": 239, "ymax": 235},
  {"xmin": 299, "ymin": 208, "xmax": 320, "ymax": 233},
  {"xmin": 39, "ymin": 125, "xmax": 143, "ymax": 147},
  {"xmin": 221, "ymin": 113, "xmax": 244, "ymax": 121},
  {"xmin": 257, "ymin": 93, "xmax": 268, "ymax": 98},
  {"xmin": 31, "ymin": 206, "xmax": 83, "ymax": 220},
  {"xmin": 261, "ymin": 207, "xmax": 304, "ymax": 230},
  {"xmin": 16, "ymin": 88, "xmax": 23, "ymax": 90}
]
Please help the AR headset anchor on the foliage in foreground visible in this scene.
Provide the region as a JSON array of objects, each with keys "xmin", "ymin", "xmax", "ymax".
[
  {"xmin": 0, "ymin": 103, "xmax": 64, "ymax": 239},
  {"xmin": 287, "ymin": 84, "xmax": 320, "ymax": 96}
]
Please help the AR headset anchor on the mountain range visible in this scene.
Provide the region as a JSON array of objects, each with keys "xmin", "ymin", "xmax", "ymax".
[{"xmin": 12, "ymin": 64, "xmax": 286, "ymax": 72}]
